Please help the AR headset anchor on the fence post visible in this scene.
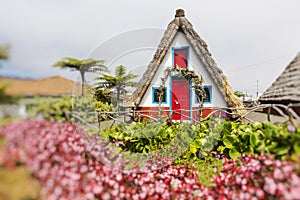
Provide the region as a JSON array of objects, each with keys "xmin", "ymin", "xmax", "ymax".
[
  {"xmin": 267, "ymin": 107, "xmax": 271, "ymax": 121},
  {"xmin": 287, "ymin": 108, "xmax": 296, "ymax": 127},
  {"xmin": 97, "ymin": 112, "xmax": 101, "ymax": 129}
]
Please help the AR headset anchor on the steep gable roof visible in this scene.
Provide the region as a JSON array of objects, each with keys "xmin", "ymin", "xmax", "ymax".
[
  {"xmin": 0, "ymin": 76, "xmax": 81, "ymax": 96},
  {"xmin": 259, "ymin": 52, "xmax": 300, "ymax": 103},
  {"xmin": 125, "ymin": 9, "xmax": 244, "ymax": 115}
]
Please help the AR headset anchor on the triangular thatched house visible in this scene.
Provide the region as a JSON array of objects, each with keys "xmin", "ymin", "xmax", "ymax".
[
  {"xmin": 259, "ymin": 52, "xmax": 300, "ymax": 109},
  {"xmin": 125, "ymin": 9, "xmax": 243, "ymax": 120}
]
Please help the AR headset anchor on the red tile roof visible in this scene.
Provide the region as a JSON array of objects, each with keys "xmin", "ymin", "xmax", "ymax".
[{"xmin": 0, "ymin": 76, "xmax": 81, "ymax": 96}]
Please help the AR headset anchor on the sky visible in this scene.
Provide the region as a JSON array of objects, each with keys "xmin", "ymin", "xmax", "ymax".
[{"xmin": 0, "ymin": 0, "xmax": 300, "ymax": 98}]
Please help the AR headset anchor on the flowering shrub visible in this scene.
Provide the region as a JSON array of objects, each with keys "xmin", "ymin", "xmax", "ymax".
[
  {"xmin": 1, "ymin": 120, "xmax": 300, "ymax": 200},
  {"xmin": 210, "ymin": 154, "xmax": 300, "ymax": 200},
  {"xmin": 0, "ymin": 120, "xmax": 203, "ymax": 199}
]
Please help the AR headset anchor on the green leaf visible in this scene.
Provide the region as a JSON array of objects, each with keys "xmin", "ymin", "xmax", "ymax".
[
  {"xmin": 256, "ymin": 142, "xmax": 266, "ymax": 153},
  {"xmin": 124, "ymin": 136, "xmax": 132, "ymax": 141},
  {"xmin": 229, "ymin": 147, "xmax": 241, "ymax": 158},
  {"xmin": 293, "ymin": 142, "xmax": 300, "ymax": 153},
  {"xmin": 241, "ymin": 133, "xmax": 250, "ymax": 142},
  {"xmin": 250, "ymin": 133, "xmax": 258, "ymax": 147},
  {"xmin": 223, "ymin": 135, "xmax": 235, "ymax": 147},
  {"xmin": 200, "ymin": 138, "xmax": 207, "ymax": 145},
  {"xmin": 244, "ymin": 127, "xmax": 252, "ymax": 134},
  {"xmin": 217, "ymin": 145, "xmax": 226, "ymax": 154},
  {"xmin": 266, "ymin": 141, "xmax": 278, "ymax": 152},
  {"xmin": 136, "ymin": 143, "xmax": 141, "ymax": 151},
  {"xmin": 274, "ymin": 145, "xmax": 291, "ymax": 155},
  {"xmin": 190, "ymin": 144, "xmax": 197, "ymax": 154},
  {"xmin": 155, "ymin": 135, "xmax": 163, "ymax": 142},
  {"xmin": 222, "ymin": 122, "xmax": 232, "ymax": 134},
  {"xmin": 193, "ymin": 139, "xmax": 202, "ymax": 148},
  {"xmin": 142, "ymin": 148, "xmax": 147, "ymax": 154},
  {"xmin": 252, "ymin": 122, "xmax": 263, "ymax": 130},
  {"xmin": 202, "ymin": 142, "xmax": 214, "ymax": 152},
  {"xmin": 244, "ymin": 146, "xmax": 254, "ymax": 154}
]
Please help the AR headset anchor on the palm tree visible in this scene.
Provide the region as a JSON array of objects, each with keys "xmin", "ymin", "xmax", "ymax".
[
  {"xmin": 53, "ymin": 57, "xmax": 107, "ymax": 95},
  {"xmin": 95, "ymin": 65, "xmax": 138, "ymax": 110}
]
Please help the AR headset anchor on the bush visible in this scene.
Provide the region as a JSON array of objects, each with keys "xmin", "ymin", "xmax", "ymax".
[
  {"xmin": 28, "ymin": 95, "xmax": 114, "ymax": 123},
  {"xmin": 1, "ymin": 119, "xmax": 300, "ymax": 199},
  {"xmin": 0, "ymin": 83, "xmax": 19, "ymax": 104},
  {"xmin": 0, "ymin": 120, "xmax": 203, "ymax": 199},
  {"xmin": 28, "ymin": 96, "xmax": 72, "ymax": 121}
]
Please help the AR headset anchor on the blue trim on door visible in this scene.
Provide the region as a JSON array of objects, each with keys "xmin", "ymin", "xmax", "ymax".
[
  {"xmin": 169, "ymin": 76, "xmax": 173, "ymax": 118},
  {"xmin": 189, "ymin": 81, "xmax": 192, "ymax": 121},
  {"xmin": 172, "ymin": 46, "xmax": 190, "ymax": 69}
]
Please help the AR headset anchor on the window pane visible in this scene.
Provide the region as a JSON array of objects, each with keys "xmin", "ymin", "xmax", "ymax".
[
  {"xmin": 195, "ymin": 86, "xmax": 211, "ymax": 103},
  {"xmin": 174, "ymin": 48, "xmax": 188, "ymax": 69},
  {"xmin": 204, "ymin": 87, "xmax": 211, "ymax": 102},
  {"xmin": 153, "ymin": 88, "xmax": 167, "ymax": 103}
]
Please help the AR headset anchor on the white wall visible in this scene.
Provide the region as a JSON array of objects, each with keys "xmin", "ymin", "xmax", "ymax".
[
  {"xmin": 0, "ymin": 104, "xmax": 20, "ymax": 118},
  {"xmin": 139, "ymin": 32, "xmax": 227, "ymax": 108}
]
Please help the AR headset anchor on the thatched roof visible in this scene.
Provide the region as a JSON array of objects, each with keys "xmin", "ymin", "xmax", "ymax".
[
  {"xmin": 0, "ymin": 76, "xmax": 81, "ymax": 96},
  {"xmin": 125, "ymin": 9, "xmax": 244, "ymax": 116},
  {"xmin": 259, "ymin": 52, "xmax": 300, "ymax": 104}
]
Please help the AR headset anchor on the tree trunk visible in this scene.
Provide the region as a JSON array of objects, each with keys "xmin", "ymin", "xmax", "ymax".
[
  {"xmin": 80, "ymin": 71, "xmax": 85, "ymax": 96},
  {"xmin": 116, "ymin": 86, "xmax": 121, "ymax": 112}
]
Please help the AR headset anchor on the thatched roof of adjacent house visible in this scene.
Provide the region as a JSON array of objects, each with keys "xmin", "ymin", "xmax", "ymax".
[
  {"xmin": 0, "ymin": 76, "xmax": 81, "ymax": 96},
  {"xmin": 125, "ymin": 9, "xmax": 244, "ymax": 116},
  {"xmin": 259, "ymin": 52, "xmax": 300, "ymax": 104}
]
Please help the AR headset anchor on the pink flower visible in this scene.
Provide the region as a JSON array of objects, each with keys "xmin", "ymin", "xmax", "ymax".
[
  {"xmin": 274, "ymin": 168, "xmax": 284, "ymax": 180},
  {"xmin": 263, "ymin": 159, "xmax": 272, "ymax": 166},
  {"xmin": 287, "ymin": 125, "xmax": 296, "ymax": 133}
]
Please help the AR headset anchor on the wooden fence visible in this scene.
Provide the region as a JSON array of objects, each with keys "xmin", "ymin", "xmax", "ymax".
[{"xmin": 67, "ymin": 103, "xmax": 300, "ymax": 130}]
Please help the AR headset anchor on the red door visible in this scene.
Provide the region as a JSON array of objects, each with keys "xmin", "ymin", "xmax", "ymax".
[{"xmin": 172, "ymin": 77, "xmax": 190, "ymax": 120}]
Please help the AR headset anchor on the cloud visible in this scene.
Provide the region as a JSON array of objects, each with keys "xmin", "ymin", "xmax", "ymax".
[{"xmin": 0, "ymin": 0, "xmax": 299, "ymax": 97}]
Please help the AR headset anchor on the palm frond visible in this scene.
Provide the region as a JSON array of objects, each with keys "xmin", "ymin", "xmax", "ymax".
[
  {"xmin": 82, "ymin": 58, "xmax": 108, "ymax": 72},
  {"xmin": 115, "ymin": 65, "xmax": 127, "ymax": 77},
  {"xmin": 53, "ymin": 57, "xmax": 107, "ymax": 95},
  {"xmin": 125, "ymin": 81, "xmax": 138, "ymax": 87},
  {"xmin": 53, "ymin": 57, "xmax": 82, "ymax": 70},
  {"xmin": 94, "ymin": 64, "xmax": 138, "ymax": 97}
]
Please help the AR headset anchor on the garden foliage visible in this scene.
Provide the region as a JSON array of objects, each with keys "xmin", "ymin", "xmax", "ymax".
[
  {"xmin": 28, "ymin": 95, "xmax": 113, "ymax": 123},
  {"xmin": 0, "ymin": 119, "xmax": 300, "ymax": 199},
  {"xmin": 104, "ymin": 118, "xmax": 300, "ymax": 161}
]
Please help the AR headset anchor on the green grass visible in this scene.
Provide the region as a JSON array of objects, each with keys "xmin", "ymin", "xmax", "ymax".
[
  {"xmin": 0, "ymin": 118, "xmax": 41, "ymax": 200},
  {"xmin": 0, "ymin": 117, "xmax": 19, "ymax": 127},
  {"xmin": 174, "ymin": 156, "xmax": 223, "ymax": 187},
  {"xmin": 194, "ymin": 158, "xmax": 222, "ymax": 186},
  {"xmin": 0, "ymin": 166, "xmax": 41, "ymax": 200}
]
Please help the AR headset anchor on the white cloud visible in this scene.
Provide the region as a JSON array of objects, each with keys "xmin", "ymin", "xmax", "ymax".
[{"xmin": 0, "ymin": 0, "xmax": 299, "ymax": 97}]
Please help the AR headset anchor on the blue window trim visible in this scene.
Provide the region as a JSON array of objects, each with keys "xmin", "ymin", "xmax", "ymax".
[
  {"xmin": 195, "ymin": 85, "xmax": 212, "ymax": 104},
  {"xmin": 172, "ymin": 46, "xmax": 190, "ymax": 69},
  {"xmin": 169, "ymin": 76, "xmax": 173, "ymax": 117},
  {"xmin": 152, "ymin": 87, "xmax": 168, "ymax": 104},
  {"xmin": 189, "ymin": 80, "xmax": 192, "ymax": 120}
]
